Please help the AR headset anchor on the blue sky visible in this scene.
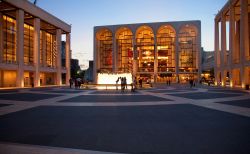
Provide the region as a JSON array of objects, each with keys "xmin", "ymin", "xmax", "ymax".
[{"xmin": 34, "ymin": 0, "xmax": 227, "ymax": 67}]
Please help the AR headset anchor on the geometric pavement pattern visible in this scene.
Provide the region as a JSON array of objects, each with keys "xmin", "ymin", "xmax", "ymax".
[{"xmin": 0, "ymin": 84, "xmax": 250, "ymax": 154}]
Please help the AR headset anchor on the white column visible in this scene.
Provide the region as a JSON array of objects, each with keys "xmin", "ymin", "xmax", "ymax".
[
  {"xmin": 112, "ymin": 34, "xmax": 117, "ymax": 72},
  {"xmin": 175, "ymin": 33, "xmax": 179, "ymax": 83},
  {"xmin": 33, "ymin": 18, "xmax": 40, "ymax": 87},
  {"xmin": 154, "ymin": 37, "xmax": 158, "ymax": 82},
  {"xmin": 66, "ymin": 33, "xmax": 71, "ymax": 85},
  {"xmin": 56, "ymin": 29, "xmax": 62, "ymax": 85},
  {"xmin": 221, "ymin": 15, "xmax": 226, "ymax": 86},
  {"xmin": 229, "ymin": 5, "xmax": 235, "ymax": 87},
  {"xmin": 0, "ymin": 12, "xmax": 3, "ymax": 63},
  {"xmin": 93, "ymin": 31, "xmax": 97, "ymax": 83},
  {"xmin": 214, "ymin": 19, "xmax": 219, "ymax": 85},
  {"xmin": 240, "ymin": 0, "xmax": 249, "ymax": 88},
  {"xmin": 16, "ymin": 9, "xmax": 24, "ymax": 88},
  {"xmin": 132, "ymin": 36, "xmax": 137, "ymax": 78}
]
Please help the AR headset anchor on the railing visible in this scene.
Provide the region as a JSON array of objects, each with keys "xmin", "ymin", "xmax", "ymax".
[
  {"xmin": 157, "ymin": 67, "xmax": 175, "ymax": 72},
  {"xmin": 138, "ymin": 67, "xmax": 154, "ymax": 72},
  {"xmin": 1, "ymin": 60, "xmax": 18, "ymax": 64}
]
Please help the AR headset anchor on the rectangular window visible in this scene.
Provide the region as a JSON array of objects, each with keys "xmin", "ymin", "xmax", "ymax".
[
  {"xmin": 23, "ymin": 24, "xmax": 34, "ymax": 65},
  {"xmin": 3, "ymin": 15, "xmax": 16, "ymax": 63}
]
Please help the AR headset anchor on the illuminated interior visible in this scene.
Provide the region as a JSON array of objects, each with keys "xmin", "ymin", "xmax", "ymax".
[
  {"xmin": 179, "ymin": 25, "xmax": 198, "ymax": 72},
  {"xmin": 97, "ymin": 73, "xmax": 132, "ymax": 89},
  {"xmin": 3, "ymin": 15, "xmax": 17, "ymax": 63},
  {"xmin": 24, "ymin": 24, "xmax": 34, "ymax": 65},
  {"xmin": 45, "ymin": 32, "xmax": 55, "ymax": 67},
  {"xmin": 95, "ymin": 22, "xmax": 200, "ymax": 84},
  {"xmin": 136, "ymin": 26, "xmax": 155, "ymax": 73},
  {"xmin": 0, "ymin": 70, "xmax": 17, "ymax": 87},
  {"xmin": 96, "ymin": 29, "xmax": 113, "ymax": 73},
  {"xmin": 178, "ymin": 24, "xmax": 198, "ymax": 81},
  {"xmin": 156, "ymin": 25, "xmax": 176, "ymax": 82},
  {"xmin": 116, "ymin": 27, "xmax": 133, "ymax": 73}
]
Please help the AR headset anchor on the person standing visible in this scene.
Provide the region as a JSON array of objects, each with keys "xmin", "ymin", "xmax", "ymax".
[
  {"xmin": 69, "ymin": 78, "xmax": 73, "ymax": 88},
  {"xmin": 116, "ymin": 77, "xmax": 119, "ymax": 90},
  {"xmin": 139, "ymin": 78, "xmax": 142, "ymax": 88},
  {"xmin": 124, "ymin": 77, "xmax": 127, "ymax": 89}
]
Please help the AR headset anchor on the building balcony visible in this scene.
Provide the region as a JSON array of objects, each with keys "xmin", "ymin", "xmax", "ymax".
[
  {"xmin": 138, "ymin": 67, "xmax": 154, "ymax": 72},
  {"xmin": 1, "ymin": 60, "xmax": 18, "ymax": 65},
  {"xmin": 158, "ymin": 67, "xmax": 175, "ymax": 72}
]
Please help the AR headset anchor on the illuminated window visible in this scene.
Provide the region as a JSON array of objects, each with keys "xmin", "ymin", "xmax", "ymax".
[
  {"xmin": 178, "ymin": 25, "xmax": 197, "ymax": 72},
  {"xmin": 157, "ymin": 25, "xmax": 175, "ymax": 72},
  {"xmin": 45, "ymin": 32, "xmax": 55, "ymax": 67},
  {"xmin": 136, "ymin": 26, "xmax": 154, "ymax": 72},
  {"xmin": 116, "ymin": 28, "xmax": 133, "ymax": 73},
  {"xmin": 96, "ymin": 29, "xmax": 113, "ymax": 73},
  {"xmin": 3, "ymin": 15, "xmax": 16, "ymax": 63},
  {"xmin": 24, "ymin": 24, "xmax": 34, "ymax": 65},
  {"xmin": 40, "ymin": 31, "xmax": 43, "ymax": 64}
]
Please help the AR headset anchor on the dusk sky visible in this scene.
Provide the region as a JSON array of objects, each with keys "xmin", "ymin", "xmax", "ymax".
[{"xmin": 34, "ymin": 0, "xmax": 227, "ymax": 68}]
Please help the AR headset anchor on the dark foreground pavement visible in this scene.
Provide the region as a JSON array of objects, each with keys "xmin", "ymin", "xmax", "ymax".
[{"xmin": 0, "ymin": 104, "xmax": 250, "ymax": 154}]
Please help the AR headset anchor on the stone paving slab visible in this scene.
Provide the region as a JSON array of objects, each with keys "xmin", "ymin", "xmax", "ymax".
[
  {"xmin": 148, "ymin": 90, "xmax": 191, "ymax": 93},
  {"xmin": 0, "ymin": 104, "xmax": 11, "ymax": 108},
  {"xmin": 59, "ymin": 95, "xmax": 170, "ymax": 102},
  {"xmin": 0, "ymin": 105, "xmax": 249, "ymax": 154},
  {"xmin": 0, "ymin": 90, "xmax": 19, "ymax": 93},
  {"xmin": 44, "ymin": 90, "xmax": 84, "ymax": 94},
  {"xmin": 216, "ymin": 99, "xmax": 250, "ymax": 108},
  {"xmin": 29, "ymin": 88, "xmax": 54, "ymax": 91},
  {"xmin": 168, "ymin": 92, "xmax": 242, "ymax": 99},
  {"xmin": 0, "ymin": 93, "xmax": 62, "ymax": 101},
  {"xmin": 208, "ymin": 89, "xmax": 249, "ymax": 94},
  {"xmin": 90, "ymin": 90, "xmax": 139, "ymax": 94}
]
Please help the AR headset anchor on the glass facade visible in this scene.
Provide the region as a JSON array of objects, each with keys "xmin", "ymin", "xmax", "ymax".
[
  {"xmin": 95, "ymin": 22, "xmax": 200, "ymax": 83},
  {"xmin": 157, "ymin": 25, "xmax": 175, "ymax": 73},
  {"xmin": 24, "ymin": 24, "xmax": 34, "ymax": 65},
  {"xmin": 3, "ymin": 15, "xmax": 16, "ymax": 63},
  {"xmin": 97, "ymin": 29, "xmax": 113, "ymax": 72},
  {"xmin": 116, "ymin": 28, "xmax": 133, "ymax": 73},
  {"xmin": 136, "ymin": 26, "xmax": 154, "ymax": 73},
  {"xmin": 45, "ymin": 32, "xmax": 55, "ymax": 67},
  {"xmin": 178, "ymin": 25, "xmax": 197, "ymax": 72}
]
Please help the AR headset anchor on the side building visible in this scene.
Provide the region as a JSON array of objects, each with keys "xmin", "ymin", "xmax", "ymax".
[
  {"xmin": 93, "ymin": 21, "xmax": 201, "ymax": 83},
  {"xmin": 214, "ymin": 0, "xmax": 250, "ymax": 89},
  {"xmin": 0, "ymin": 0, "xmax": 71, "ymax": 88}
]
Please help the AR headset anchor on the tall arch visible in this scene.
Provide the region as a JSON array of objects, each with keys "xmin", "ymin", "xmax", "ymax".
[
  {"xmin": 156, "ymin": 25, "xmax": 176, "ymax": 82},
  {"xmin": 136, "ymin": 25, "xmax": 155, "ymax": 76},
  {"xmin": 96, "ymin": 28, "xmax": 113, "ymax": 73},
  {"xmin": 178, "ymin": 24, "xmax": 198, "ymax": 81},
  {"xmin": 115, "ymin": 27, "xmax": 133, "ymax": 73}
]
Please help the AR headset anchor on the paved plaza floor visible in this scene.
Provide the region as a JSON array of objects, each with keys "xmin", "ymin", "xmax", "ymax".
[{"xmin": 0, "ymin": 84, "xmax": 250, "ymax": 154}]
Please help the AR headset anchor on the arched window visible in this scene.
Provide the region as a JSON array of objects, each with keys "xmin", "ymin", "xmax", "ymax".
[
  {"xmin": 157, "ymin": 25, "xmax": 176, "ymax": 73},
  {"xmin": 96, "ymin": 29, "xmax": 113, "ymax": 72},
  {"xmin": 136, "ymin": 26, "xmax": 154, "ymax": 73},
  {"xmin": 116, "ymin": 27, "xmax": 133, "ymax": 73},
  {"xmin": 178, "ymin": 25, "xmax": 198, "ymax": 71}
]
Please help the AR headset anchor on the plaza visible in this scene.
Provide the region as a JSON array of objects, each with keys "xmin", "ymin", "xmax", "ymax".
[{"xmin": 0, "ymin": 84, "xmax": 250, "ymax": 154}]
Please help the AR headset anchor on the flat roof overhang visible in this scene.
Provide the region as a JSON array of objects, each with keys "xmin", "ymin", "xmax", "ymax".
[{"xmin": 1, "ymin": 0, "xmax": 71, "ymax": 33}]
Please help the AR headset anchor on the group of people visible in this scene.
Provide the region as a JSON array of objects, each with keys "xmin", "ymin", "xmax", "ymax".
[
  {"xmin": 69, "ymin": 78, "xmax": 88, "ymax": 89},
  {"xmin": 166, "ymin": 79, "xmax": 171, "ymax": 86},
  {"xmin": 116, "ymin": 77, "xmax": 127, "ymax": 92}
]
